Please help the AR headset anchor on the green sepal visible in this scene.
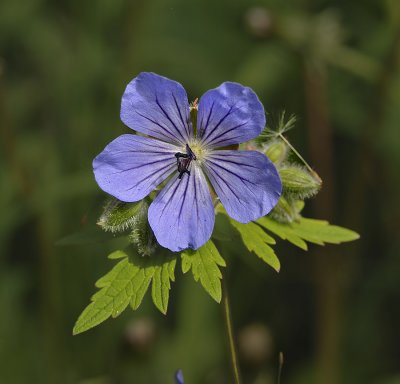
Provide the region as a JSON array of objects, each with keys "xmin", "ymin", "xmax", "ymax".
[
  {"xmin": 73, "ymin": 250, "xmax": 176, "ymax": 335},
  {"xmin": 97, "ymin": 198, "xmax": 147, "ymax": 233},
  {"xmin": 279, "ymin": 165, "xmax": 321, "ymax": 199},
  {"xmin": 181, "ymin": 240, "xmax": 226, "ymax": 303}
]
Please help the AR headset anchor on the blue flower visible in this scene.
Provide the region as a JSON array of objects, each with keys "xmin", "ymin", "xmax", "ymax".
[{"xmin": 93, "ymin": 72, "xmax": 282, "ymax": 252}]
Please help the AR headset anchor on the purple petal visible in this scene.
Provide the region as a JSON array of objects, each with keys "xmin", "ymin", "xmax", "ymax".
[
  {"xmin": 203, "ymin": 150, "xmax": 282, "ymax": 222},
  {"xmin": 197, "ymin": 82, "xmax": 266, "ymax": 148},
  {"xmin": 121, "ymin": 72, "xmax": 192, "ymax": 145},
  {"xmin": 175, "ymin": 369, "xmax": 184, "ymax": 384},
  {"xmin": 93, "ymin": 135, "xmax": 179, "ymax": 202},
  {"xmin": 148, "ymin": 165, "xmax": 214, "ymax": 252}
]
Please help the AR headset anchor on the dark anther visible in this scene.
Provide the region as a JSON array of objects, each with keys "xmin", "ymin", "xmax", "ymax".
[{"xmin": 175, "ymin": 144, "xmax": 196, "ymax": 179}]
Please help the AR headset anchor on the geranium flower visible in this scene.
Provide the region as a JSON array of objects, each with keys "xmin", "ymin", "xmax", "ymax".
[{"xmin": 93, "ymin": 72, "xmax": 282, "ymax": 252}]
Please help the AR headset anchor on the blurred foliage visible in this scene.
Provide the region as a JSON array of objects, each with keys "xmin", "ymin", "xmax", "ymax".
[{"xmin": 0, "ymin": 0, "xmax": 400, "ymax": 383}]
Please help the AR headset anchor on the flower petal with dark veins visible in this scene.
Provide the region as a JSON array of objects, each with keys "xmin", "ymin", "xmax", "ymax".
[
  {"xmin": 197, "ymin": 82, "xmax": 265, "ymax": 148},
  {"xmin": 93, "ymin": 134, "xmax": 178, "ymax": 202},
  {"xmin": 203, "ymin": 150, "xmax": 282, "ymax": 223},
  {"xmin": 148, "ymin": 165, "xmax": 215, "ymax": 251},
  {"xmin": 121, "ymin": 72, "xmax": 192, "ymax": 145}
]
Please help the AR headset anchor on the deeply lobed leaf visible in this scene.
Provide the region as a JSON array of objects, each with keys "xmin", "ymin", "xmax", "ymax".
[
  {"xmin": 229, "ymin": 219, "xmax": 281, "ymax": 272},
  {"xmin": 258, "ymin": 216, "xmax": 359, "ymax": 249},
  {"xmin": 181, "ymin": 240, "xmax": 226, "ymax": 303},
  {"xmin": 73, "ymin": 250, "xmax": 176, "ymax": 335}
]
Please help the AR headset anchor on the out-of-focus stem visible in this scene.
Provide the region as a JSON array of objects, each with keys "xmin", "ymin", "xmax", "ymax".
[
  {"xmin": 222, "ymin": 279, "xmax": 241, "ymax": 384},
  {"xmin": 303, "ymin": 58, "xmax": 340, "ymax": 384}
]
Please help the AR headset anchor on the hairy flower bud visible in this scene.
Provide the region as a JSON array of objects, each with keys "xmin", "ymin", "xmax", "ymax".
[
  {"xmin": 269, "ymin": 195, "xmax": 299, "ymax": 223},
  {"xmin": 98, "ymin": 198, "xmax": 147, "ymax": 233},
  {"xmin": 128, "ymin": 202, "xmax": 157, "ymax": 257},
  {"xmin": 264, "ymin": 140, "xmax": 288, "ymax": 164},
  {"xmin": 279, "ymin": 165, "xmax": 321, "ymax": 199}
]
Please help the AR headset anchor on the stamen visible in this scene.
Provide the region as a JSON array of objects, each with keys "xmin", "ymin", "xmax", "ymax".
[{"xmin": 175, "ymin": 144, "xmax": 196, "ymax": 179}]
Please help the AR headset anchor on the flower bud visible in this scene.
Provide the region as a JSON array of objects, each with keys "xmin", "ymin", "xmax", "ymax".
[
  {"xmin": 279, "ymin": 165, "xmax": 321, "ymax": 199},
  {"xmin": 128, "ymin": 202, "xmax": 157, "ymax": 257},
  {"xmin": 269, "ymin": 195, "xmax": 298, "ymax": 223},
  {"xmin": 98, "ymin": 198, "xmax": 146, "ymax": 233},
  {"xmin": 264, "ymin": 140, "xmax": 288, "ymax": 164}
]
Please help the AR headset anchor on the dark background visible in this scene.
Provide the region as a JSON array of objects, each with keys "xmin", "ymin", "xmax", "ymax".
[{"xmin": 1, "ymin": 0, "xmax": 400, "ymax": 383}]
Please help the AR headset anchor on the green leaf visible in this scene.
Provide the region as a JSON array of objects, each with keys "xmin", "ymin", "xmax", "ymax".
[
  {"xmin": 229, "ymin": 220, "xmax": 280, "ymax": 272},
  {"xmin": 257, "ymin": 216, "xmax": 308, "ymax": 250},
  {"xmin": 291, "ymin": 218, "xmax": 360, "ymax": 245},
  {"xmin": 151, "ymin": 256, "xmax": 176, "ymax": 314},
  {"xmin": 73, "ymin": 250, "xmax": 176, "ymax": 335},
  {"xmin": 258, "ymin": 216, "xmax": 359, "ymax": 249},
  {"xmin": 181, "ymin": 240, "xmax": 226, "ymax": 303},
  {"xmin": 108, "ymin": 250, "xmax": 128, "ymax": 259}
]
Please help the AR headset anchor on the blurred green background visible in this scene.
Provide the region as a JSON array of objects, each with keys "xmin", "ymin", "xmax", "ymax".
[{"xmin": 1, "ymin": 0, "xmax": 400, "ymax": 383}]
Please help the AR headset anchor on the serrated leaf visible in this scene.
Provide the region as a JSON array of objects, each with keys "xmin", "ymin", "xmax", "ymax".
[
  {"xmin": 129, "ymin": 269, "xmax": 153, "ymax": 310},
  {"xmin": 257, "ymin": 216, "xmax": 308, "ymax": 250},
  {"xmin": 74, "ymin": 255, "xmax": 137, "ymax": 335},
  {"xmin": 291, "ymin": 218, "xmax": 360, "ymax": 245},
  {"xmin": 181, "ymin": 241, "xmax": 226, "ymax": 303},
  {"xmin": 258, "ymin": 216, "xmax": 359, "ymax": 249},
  {"xmin": 229, "ymin": 220, "xmax": 280, "ymax": 272},
  {"xmin": 73, "ymin": 251, "xmax": 177, "ymax": 335},
  {"xmin": 151, "ymin": 257, "xmax": 176, "ymax": 314}
]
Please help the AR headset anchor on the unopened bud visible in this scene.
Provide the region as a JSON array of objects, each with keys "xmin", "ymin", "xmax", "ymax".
[
  {"xmin": 264, "ymin": 140, "xmax": 288, "ymax": 164},
  {"xmin": 98, "ymin": 198, "xmax": 146, "ymax": 233},
  {"xmin": 269, "ymin": 196, "xmax": 298, "ymax": 223},
  {"xmin": 128, "ymin": 203, "xmax": 157, "ymax": 257},
  {"xmin": 279, "ymin": 166, "xmax": 321, "ymax": 199}
]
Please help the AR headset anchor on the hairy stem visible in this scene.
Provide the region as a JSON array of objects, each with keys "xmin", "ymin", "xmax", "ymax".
[{"xmin": 222, "ymin": 279, "xmax": 241, "ymax": 384}]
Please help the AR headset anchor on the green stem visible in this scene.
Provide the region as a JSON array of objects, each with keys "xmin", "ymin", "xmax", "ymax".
[{"xmin": 222, "ymin": 280, "xmax": 241, "ymax": 384}]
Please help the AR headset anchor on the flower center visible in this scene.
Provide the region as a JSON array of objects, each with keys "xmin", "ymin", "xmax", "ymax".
[
  {"xmin": 186, "ymin": 139, "xmax": 210, "ymax": 162},
  {"xmin": 174, "ymin": 141, "xmax": 209, "ymax": 179}
]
